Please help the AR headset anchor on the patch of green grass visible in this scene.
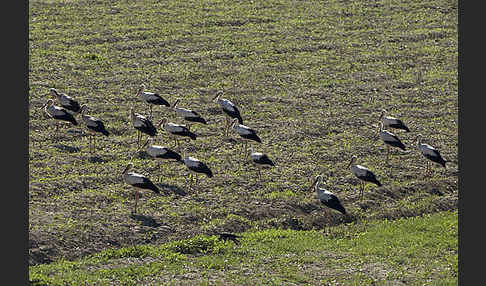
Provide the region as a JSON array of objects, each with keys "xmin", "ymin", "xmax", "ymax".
[{"xmin": 30, "ymin": 211, "xmax": 457, "ymax": 285}]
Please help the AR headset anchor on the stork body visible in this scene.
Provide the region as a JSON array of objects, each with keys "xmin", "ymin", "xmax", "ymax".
[
  {"xmin": 183, "ymin": 156, "xmax": 213, "ymax": 188},
  {"xmin": 249, "ymin": 148, "xmax": 275, "ymax": 179},
  {"xmin": 122, "ymin": 163, "xmax": 160, "ymax": 214},
  {"xmin": 142, "ymin": 139, "xmax": 183, "ymax": 181},
  {"xmin": 213, "ymin": 92, "xmax": 243, "ymax": 136},
  {"xmin": 378, "ymin": 122, "xmax": 406, "ymax": 164},
  {"xmin": 50, "ymin": 88, "xmax": 81, "ymax": 113},
  {"xmin": 309, "ymin": 175, "xmax": 346, "ymax": 215},
  {"xmin": 416, "ymin": 134, "xmax": 447, "ymax": 175},
  {"xmin": 130, "ymin": 108, "xmax": 157, "ymax": 147},
  {"xmin": 172, "ymin": 98, "xmax": 207, "ymax": 128},
  {"xmin": 146, "ymin": 144, "xmax": 183, "ymax": 163},
  {"xmin": 43, "ymin": 99, "xmax": 78, "ymax": 131},
  {"xmin": 380, "ymin": 109, "xmax": 410, "ymax": 132},
  {"xmin": 348, "ymin": 155, "xmax": 382, "ymax": 200},
  {"xmin": 160, "ymin": 118, "xmax": 197, "ymax": 147},
  {"xmin": 80, "ymin": 105, "xmax": 109, "ymax": 153},
  {"xmin": 232, "ymin": 118, "xmax": 261, "ymax": 158},
  {"xmin": 136, "ymin": 84, "xmax": 170, "ymax": 117}
]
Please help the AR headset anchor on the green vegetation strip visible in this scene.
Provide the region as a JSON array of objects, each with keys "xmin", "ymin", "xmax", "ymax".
[{"xmin": 30, "ymin": 210, "xmax": 457, "ymax": 285}]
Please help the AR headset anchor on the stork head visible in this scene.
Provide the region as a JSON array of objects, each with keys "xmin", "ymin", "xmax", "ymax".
[
  {"xmin": 348, "ymin": 155, "xmax": 357, "ymax": 168},
  {"xmin": 231, "ymin": 117, "xmax": 239, "ymax": 128},
  {"xmin": 43, "ymin": 99, "xmax": 54, "ymax": 109},
  {"xmin": 136, "ymin": 84, "xmax": 147, "ymax": 97},
  {"xmin": 378, "ymin": 121, "xmax": 384, "ymax": 132},
  {"xmin": 80, "ymin": 104, "xmax": 89, "ymax": 114},
  {"xmin": 129, "ymin": 106, "xmax": 135, "ymax": 119},
  {"xmin": 122, "ymin": 163, "xmax": 134, "ymax": 175},
  {"xmin": 49, "ymin": 88, "xmax": 58, "ymax": 96},
  {"xmin": 181, "ymin": 147, "xmax": 188, "ymax": 162},
  {"xmin": 157, "ymin": 118, "xmax": 168, "ymax": 129},
  {"xmin": 379, "ymin": 109, "xmax": 387, "ymax": 120},
  {"xmin": 309, "ymin": 174, "xmax": 323, "ymax": 192},
  {"xmin": 212, "ymin": 91, "xmax": 223, "ymax": 102},
  {"xmin": 414, "ymin": 133, "xmax": 423, "ymax": 146},
  {"xmin": 172, "ymin": 98, "xmax": 181, "ymax": 109},
  {"xmin": 141, "ymin": 137, "xmax": 153, "ymax": 150}
]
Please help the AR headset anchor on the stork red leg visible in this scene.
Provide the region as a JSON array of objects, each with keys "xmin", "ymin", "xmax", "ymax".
[
  {"xmin": 133, "ymin": 190, "xmax": 139, "ymax": 214},
  {"xmin": 244, "ymin": 141, "xmax": 248, "ymax": 159},
  {"xmin": 386, "ymin": 145, "xmax": 390, "ymax": 165},
  {"xmin": 360, "ymin": 182, "xmax": 364, "ymax": 200}
]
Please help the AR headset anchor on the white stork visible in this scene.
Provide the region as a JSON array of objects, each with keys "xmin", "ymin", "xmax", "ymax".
[
  {"xmin": 171, "ymin": 98, "xmax": 208, "ymax": 129},
  {"xmin": 378, "ymin": 122, "xmax": 406, "ymax": 165},
  {"xmin": 231, "ymin": 118, "xmax": 262, "ymax": 158},
  {"xmin": 43, "ymin": 99, "xmax": 78, "ymax": 132},
  {"xmin": 50, "ymin": 88, "xmax": 81, "ymax": 113},
  {"xmin": 79, "ymin": 105, "xmax": 109, "ymax": 154},
  {"xmin": 140, "ymin": 138, "xmax": 183, "ymax": 182},
  {"xmin": 249, "ymin": 148, "xmax": 275, "ymax": 179},
  {"xmin": 379, "ymin": 109, "xmax": 410, "ymax": 132},
  {"xmin": 122, "ymin": 163, "xmax": 160, "ymax": 214},
  {"xmin": 308, "ymin": 174, "xmax": 346, "ymax": 215},
  {"xmin": 415, "ymin": 133, "xmax": 447, "ymax": 175},
  {"xmin": 212, "ymin": 91, "xmax": 244, "ymax": 137},
  {"xmin": 348, "ymin": 155, "xmax": 382, "ymax": 201},
  {"xmin": 136, "ymin": 84, "xmax": 171, "ymax": 117},
  {"xmin": 182, "ymin": 155, "xmax": 213, "ymax": 188},
  {"xmin": 142, "ymin": 138, "xmax": 183, "ymax": 163},
  {"xmin": 159, "ymin": 118, "xmax": 197, "ymax": 147},
  {"xmin": 130, "ymin": 107, "xmax": 158, "ymax": 147}
]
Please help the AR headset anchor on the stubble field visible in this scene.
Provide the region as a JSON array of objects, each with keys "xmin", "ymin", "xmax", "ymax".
[{"xmin": 29, "ymin": 0, "xmax": 458, "ymax": 283}]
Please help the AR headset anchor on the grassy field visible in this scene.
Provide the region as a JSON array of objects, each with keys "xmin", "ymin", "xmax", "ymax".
[
  {"xmin": 29, "ymin": 210, "xmax": 458, "ymax": 285},
  {"xmin": 29, "ymin": 0, "xmax": 458, "ymax": 280}
]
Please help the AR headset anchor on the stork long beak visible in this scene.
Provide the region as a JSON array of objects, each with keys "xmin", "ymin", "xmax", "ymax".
[
  {"xmin": 379, "ymin": 109, "xmax": 386, "ymax": 120},
  {"xmin": 373, "ymin": 124, "xmax": 380, "ymax": 140},
  {"xmin": 122, "ymin": 164, "xmax": 132, "ymax": 175},
  {"xmin": 43, "ymin": 100, "xmax": 53, "ymax": 109},
  {"xmin": 414, "ymin": 134, "xmax": 422, "ymax": 146},
  {"xmin": 171, "ymin": 98, "xmax": 181, "ymax": 109},
  {"xmin": 308, "ymin": 176, "xmax": 319, "ymax": 192},
  {"xmin": 212, "ymin": 92, "xmax": 222, "ymax": 101},
  {"xmin": 80, "ymin": 105, "xmax": 88, "ymax": 114},
  {"xmin": 157, "ymin": 118, "xmax": 166, "ymax": 128},
  {"xmin": 140, "ymin": 138, "xmax": 151, "ymax": 149},
  {"xmin": 347, "ymin": 157, "xmax": 355, "ymax": 169}
]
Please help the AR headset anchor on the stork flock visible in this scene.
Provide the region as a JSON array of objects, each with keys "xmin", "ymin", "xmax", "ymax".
[{"xmin": 42, "ymin": 86, "xmax": 449, "ymax": 216}]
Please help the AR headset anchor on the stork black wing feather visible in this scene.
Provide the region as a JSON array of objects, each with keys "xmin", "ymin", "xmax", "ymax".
[{"xmin": 254, "ymin": 154, "xmax": 275, "ymax": 166}]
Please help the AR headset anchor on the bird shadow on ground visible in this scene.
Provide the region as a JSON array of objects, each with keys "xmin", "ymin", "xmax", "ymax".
[
  {"xmin": 66, "ymin": 129, "xmax": 84, "ymax": 135},
  {"xmin": 134, "ymin": 150, "xmax": 150, "ymax": 159},
  {"xmin": 222, "ymin": 137, "xmax": 238, "ymax": 144},
  {"xmin": 53, "ymin": 144, "xmax": 81, "ymax": 153},
  {"xmin": 88, "ymin": 156, "xmax": 104, "ymax": 163},
  {"xmin": 157, "ymin": 183, "xmax": 187, "ymax": 196},
  {"xmin": 129, "ymin": 214, "xmax": 162, "ymax": 228}
]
